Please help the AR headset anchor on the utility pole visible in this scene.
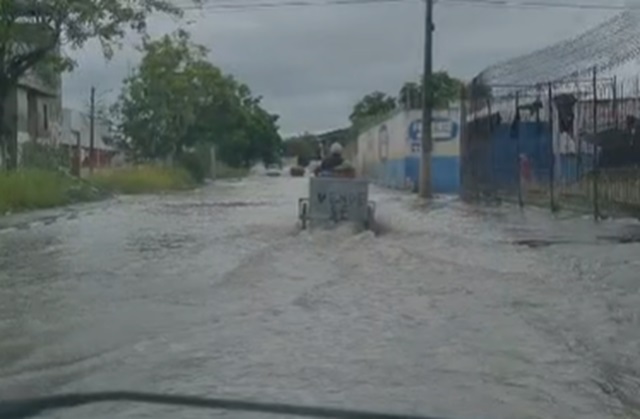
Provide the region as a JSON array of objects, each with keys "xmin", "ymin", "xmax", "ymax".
[
  {"xmin": 89, "ymin": 86, "xmax": 95, "ymax": 174},
  {"xmin": 419, "ymin": 0, "xmax": 434, "ymax": 198}
]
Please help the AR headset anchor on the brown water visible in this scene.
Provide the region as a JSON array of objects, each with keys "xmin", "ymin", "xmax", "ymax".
[{"xmin": 1, "ymin": 176, "xmax": 639, "ymax": 419}]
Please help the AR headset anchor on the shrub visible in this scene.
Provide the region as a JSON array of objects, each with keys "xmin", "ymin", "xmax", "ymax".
[
  {"xmin": 0, "ymin": 169, "xmax": 101, "ymax": 214},
  {"xmin": 290, "ymin": 166, "xmax": 305, "ymax": 177},
  {"xmin": 88, "ymin": 165, "xmax": 195, "ymax": 194},
  {"xmin": 179, "ymin": 152, "xmax": 208, "ymax": 183}
]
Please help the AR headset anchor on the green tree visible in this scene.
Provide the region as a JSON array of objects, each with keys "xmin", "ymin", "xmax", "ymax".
[
  {"xmin": 398, "ymin": 71, "xmax": 466, "ymax": 109},
  {"xmin": 115, "ymin": 31, "xmax": 209, "ymax": 160},
  {"xmin": 349, "ymin": 91, "xmax": 396, "ymax": 125},
  {"xmin": 0, "ymin": 0, "xmax": 192, "ymax": 169},
  {"xmin": 114, "ymin": 31, "xmax": 282, "ymax": 170}
]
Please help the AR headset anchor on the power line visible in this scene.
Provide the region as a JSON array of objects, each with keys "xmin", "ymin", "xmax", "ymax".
[
  {"xmin": 170, "ymin": 0, "xmax": 640, "ymax": 13},
  {"xmin": 170, "ymin": 0, "xmax": 640, "ymax": 87},
  {"xmin": 440, "ymin": 0, "xmax": 638, "ymax": 12},
  {"xmin": 174, "ymin": 0, "xmax": 412, "ymax": 12}
]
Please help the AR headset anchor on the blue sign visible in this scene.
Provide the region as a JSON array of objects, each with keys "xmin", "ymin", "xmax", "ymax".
[{"xmin": 408, "ymin": 117, "xmax": 458, "ymax": 153}]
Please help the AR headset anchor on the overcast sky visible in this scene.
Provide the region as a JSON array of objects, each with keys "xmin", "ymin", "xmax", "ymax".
[{"xmin": 62, "ymin": 0, "xmax": 620, "ymax": 136}]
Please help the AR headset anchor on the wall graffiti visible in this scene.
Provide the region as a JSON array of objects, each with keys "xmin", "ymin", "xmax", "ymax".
[{"xmin": 316, "ymin": 190, "xmax": 367, "ymax": 222}]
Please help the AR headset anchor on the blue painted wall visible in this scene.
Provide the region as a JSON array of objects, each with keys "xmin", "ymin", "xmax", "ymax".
[
  {"xmin": 486, "ymin": 122, "xmax": 553, "ymax": 187},
  {"xmin": 373, "ymin": 158, "xmax": 407, "ymax": 189},
  {"xmin": 405, "ymin": 156, "xmax": 460, "ymax": 194},
  {"xmin": 468, "ymin": 121, "xmax": 595, "ymax": 189}
]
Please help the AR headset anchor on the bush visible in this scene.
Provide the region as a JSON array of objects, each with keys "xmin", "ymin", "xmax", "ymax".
[
  {"xmin": 290, "ymin": 166, "xmax": 305, "ymax": 177},
  {"xmin": 0, "ymin": 169, "xmax": 101, "ymax": 214},
  {"xmin": 179, "ymin": 152, "xmax": 208, "ymax": 183},
  {"xmin": 88, "ymin": 165, "xmax": 195, "ymax": 194}
]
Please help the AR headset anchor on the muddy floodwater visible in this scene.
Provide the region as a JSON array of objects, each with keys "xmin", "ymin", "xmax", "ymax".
[{"xmin": 1, "ymin": 176, "xmax": 640, "ymax": 419}]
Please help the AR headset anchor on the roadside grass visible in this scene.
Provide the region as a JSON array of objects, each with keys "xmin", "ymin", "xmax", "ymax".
[
  {"xmin": 0, "ymin": 161, "xmax": 248, "ymax": 216},
  {"xmin": 0, "ymin": 169, "xmax": 101, "ymax": 214},
  {"xmin": 88, "ymin": 165, "xmax": 196, "ymax": 194}
]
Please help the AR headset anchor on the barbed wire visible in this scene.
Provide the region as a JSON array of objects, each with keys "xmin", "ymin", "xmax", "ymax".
[{"xmin": 475, "ymin": 9, "xmax": 640, "ymax": 86}]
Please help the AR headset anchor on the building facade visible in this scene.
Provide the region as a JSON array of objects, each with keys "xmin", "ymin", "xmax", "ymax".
[
  {"xmin": 1, "ymin": 70, "xmax": 63, "ymax": 167},
  {"xmin": 356, "ymin": 106, "xmax": 462, "ymax": 193}
]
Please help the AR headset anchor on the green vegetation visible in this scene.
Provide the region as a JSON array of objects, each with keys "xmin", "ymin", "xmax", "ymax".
[
  {"xmin": 112, "ymin": 30, "xmax": 282, "ymax": 171},
  {"xmin": 0, "ymin": 0, "xmax": 189, "ymax": 169},
  {"xmin": 2, "ymin": 2, "xmax": 278, "ymax": 172},
  {"xmin": 349, "ymin": 71, "xmax": 472, "ymax": 127},
  {"xmin": 349, "ymin": 91, "xmax": 397, "ymax": 125},
  {"xmin": 87, "ymin": 166, "xmax": 195, "ymax": 195},
  {"xmin": 398, "ymin": 72, "xmax": 466, "ymax": 110},
  {"xmin": 0, "ymin": 161, "xmax": 252, "ymax": 216},
  {"xmin": 0, "ymin": 169, "xmax": 102, "ymax": 214}
]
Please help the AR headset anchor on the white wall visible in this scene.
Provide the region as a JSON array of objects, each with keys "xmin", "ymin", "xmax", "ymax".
[
  {"xmin": 356, "ymin": 105, "xmax": 462, "ymax": 174},
  {"xmin": 356, "ymin": 110, "xmax": 408, "ymax": 175}
]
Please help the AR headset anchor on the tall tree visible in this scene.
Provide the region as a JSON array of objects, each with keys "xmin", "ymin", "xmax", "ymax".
[
  {"xmin": 398, "ymin": 71, "xmax": 465, "ymax": 109},
  {"xmin": 0, "ymin": 0, "xmax": 194, "ymax": 169},
  {"xmin": 349, "ymin": 91, "xmax": 396, "ymax": 125},
  {"xmin": 114, "ymin": 31, "xmax": 282, "ymax": 168}
]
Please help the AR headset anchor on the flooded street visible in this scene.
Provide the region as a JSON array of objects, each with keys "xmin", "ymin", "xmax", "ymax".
[{"xmin": 1, "ymin": 176, "xmax": 640, "ymax": 419}]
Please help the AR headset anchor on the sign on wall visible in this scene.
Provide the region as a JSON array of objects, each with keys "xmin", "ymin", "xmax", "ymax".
[{"xmin": 407, "ymin": 117, "xmax": 459, "ymax": 154}]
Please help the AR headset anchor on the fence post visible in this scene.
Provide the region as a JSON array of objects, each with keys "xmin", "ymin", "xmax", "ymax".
[
  {"xmin": 612, "ymin": 76, "xmax": 618, "ymax": 129},
  {"xmin": 548, "ymin": 82, "xmax": 556, "ymax": 212},
  {"xmin": 514, "ymin": 91, "xmax": 523, "ymax": 208},
  {"xmin": 459, "ymin": 85, "xmax": 468, "ymax": 200},
  {"xmin": 592, "ymin": 67, "xmax": 600, "ymax": 220}
]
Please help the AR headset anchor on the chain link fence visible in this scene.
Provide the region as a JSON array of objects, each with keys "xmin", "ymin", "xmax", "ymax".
[{"xmin": 462, "ymin": 72, "xmax": 640, "ymax": 219}]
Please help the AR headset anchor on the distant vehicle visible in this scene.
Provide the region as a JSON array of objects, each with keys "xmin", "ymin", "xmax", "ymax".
[
  {"xmin": 265, "ymin": 164, "xmax": 282, "ymax": 177},
  {"xmin": 290, "ymin": 166, "xmax": 305, "ymax": 177}
]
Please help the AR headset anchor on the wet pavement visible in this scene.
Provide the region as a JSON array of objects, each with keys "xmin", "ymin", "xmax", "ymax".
[{"xmin": 1, "ymin": 176, "xmax": 640, "ymax": 419}]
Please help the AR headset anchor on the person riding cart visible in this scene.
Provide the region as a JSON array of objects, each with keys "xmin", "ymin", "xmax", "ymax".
[{"xmin": 314, "ymin": 142, "xmax": 355, "ymax": 178}]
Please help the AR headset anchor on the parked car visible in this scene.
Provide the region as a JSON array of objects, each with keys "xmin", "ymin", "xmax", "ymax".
[{"xmin": 265, "ymin": 164, "xmax": 282, "ymax": 177}]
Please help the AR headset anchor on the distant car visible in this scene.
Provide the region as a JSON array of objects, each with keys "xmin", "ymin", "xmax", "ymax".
[{"xmin": 265, "ymin": 164, "xmax": 282, "ymax": 177}]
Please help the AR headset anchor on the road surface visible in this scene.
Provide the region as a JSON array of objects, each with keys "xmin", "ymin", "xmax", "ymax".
[{"xmin": 1, "ymin": 175, "xmax": 640, "ymax": 419}]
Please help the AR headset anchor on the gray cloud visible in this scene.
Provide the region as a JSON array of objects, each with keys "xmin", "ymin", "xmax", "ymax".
[{"xmin": 63, "ymin": 1, "xmax": 616, "ymax": 136}]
